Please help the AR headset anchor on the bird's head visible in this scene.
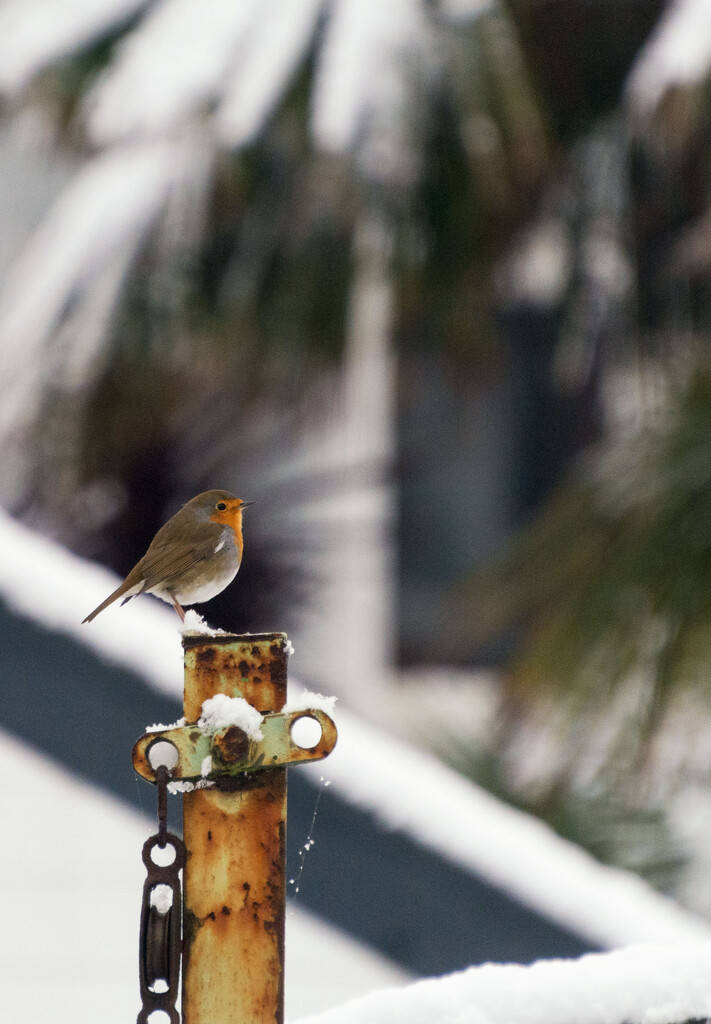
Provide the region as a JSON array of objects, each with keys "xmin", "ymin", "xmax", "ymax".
[{"xmin": 187, "ymin": 490, "xmax": 254, "ymax": 530}]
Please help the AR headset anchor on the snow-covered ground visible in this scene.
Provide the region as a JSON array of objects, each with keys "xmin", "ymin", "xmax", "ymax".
[{"xmin": 294, "ymin": 941, "xmax": 711, "ymax": 1024}]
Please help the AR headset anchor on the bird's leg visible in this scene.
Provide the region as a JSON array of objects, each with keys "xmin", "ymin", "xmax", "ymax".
[{"xmin": 170, "ymin": 595, "xmax": 186, "ymax": 622}]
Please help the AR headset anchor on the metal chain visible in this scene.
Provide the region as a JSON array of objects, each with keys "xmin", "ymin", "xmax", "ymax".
[
  {"xmin": 137, "ymin": 765, "xmax": 186, "ymax": 1024},
  {"xmin": 156, "ymin": 764, "xmax": 168, "ymax": 846}
]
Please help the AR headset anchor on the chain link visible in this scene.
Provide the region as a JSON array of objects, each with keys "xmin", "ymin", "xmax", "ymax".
[{"xmin": 137, "ymin": 765, "xmax": 186, "ymax": 1024}]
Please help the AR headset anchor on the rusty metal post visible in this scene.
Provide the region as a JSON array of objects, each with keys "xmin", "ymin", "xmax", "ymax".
[{"xmin": 181, "ymin": 631, "xmax": 289, "ymax": 1024}]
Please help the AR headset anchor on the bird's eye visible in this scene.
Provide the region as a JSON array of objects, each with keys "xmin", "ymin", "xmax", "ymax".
[{"xmin": 216, "ymin": 502, "xmax": 227, "ymax": 511}]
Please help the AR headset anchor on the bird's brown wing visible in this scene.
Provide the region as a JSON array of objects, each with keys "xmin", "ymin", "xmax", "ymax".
[
  {"xmin": 138, "ymin": 520, "xmax": 223, "ymax": 593},
  {"xmin": 82, "ymin": 513, "xmax": 224, "ymax": 623}
]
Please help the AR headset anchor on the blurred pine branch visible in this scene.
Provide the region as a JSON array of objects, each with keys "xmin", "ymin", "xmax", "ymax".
[{"xmin": 453, "ymin": 369, "xmax": 711, "ymax": 780}]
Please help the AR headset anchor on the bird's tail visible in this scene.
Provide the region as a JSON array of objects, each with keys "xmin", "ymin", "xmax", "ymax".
[{"xmin": 82, "ymin": 577, "xmax": 143, "ymax": 623}]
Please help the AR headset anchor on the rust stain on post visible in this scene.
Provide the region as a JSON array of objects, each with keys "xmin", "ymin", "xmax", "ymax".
[{"xmin": 182, "ymin": 632, "xmax": 289, "ymax": 1024}]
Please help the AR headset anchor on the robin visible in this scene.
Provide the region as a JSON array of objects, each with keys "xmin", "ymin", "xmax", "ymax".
[{"xmin": 82, "ymin": 489, "xmax": 253, "ymax": 624}]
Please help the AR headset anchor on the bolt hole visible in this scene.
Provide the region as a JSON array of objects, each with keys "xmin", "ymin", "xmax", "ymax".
[
  {"xmin": 291, "ymin": 715, "xmax": 322, "ymax": 750},
  {"xmin": 148, "ymin": 979, "xmax": 169, "ymax": 995},
  {"xmin": 150, "ymin": 843, "xmax": 177, "ymax": 867},
  {"xmin": 148, "ymin": 740, "xmax": 179, "ymax": 771},
  {"xmin": 145, "ymin": 1011, "xmax": 171, "ymax": 1023}
]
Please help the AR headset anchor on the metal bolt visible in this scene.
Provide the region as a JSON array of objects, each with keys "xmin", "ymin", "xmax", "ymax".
[{"xmin": 211, "ymin": 725, "xmax": 251, "ymax": 766}]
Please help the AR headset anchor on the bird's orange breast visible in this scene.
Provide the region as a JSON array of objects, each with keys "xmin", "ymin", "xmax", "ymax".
[{"xmin": 209, "ymin": 505, "xmax": 244, "ymax": 561}]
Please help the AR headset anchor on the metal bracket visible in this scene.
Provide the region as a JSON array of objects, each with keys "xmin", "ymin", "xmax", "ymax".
[{"xmin": 133, "ymin": 709, "xmax": 337, "ymax": 784}]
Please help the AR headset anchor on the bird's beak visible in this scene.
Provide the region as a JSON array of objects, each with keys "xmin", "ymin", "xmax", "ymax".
[{"xmin": 238, "ymin": 500, "xmax": 255, "ymax": 510}]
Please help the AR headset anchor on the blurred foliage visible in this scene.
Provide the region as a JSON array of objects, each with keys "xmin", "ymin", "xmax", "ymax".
[
  {"xmin": 395, "ymin": 8, "xmax": 549, "ymax": 366},
  {"xmin": 440, "ymin": 369, "xmax": 711, "ymax": 899},
  {"xmin": 444, "ymin": 727, "xmax": 687, "ymax": 894},
  {"xmin": 461, "ymin": 370, "xmax": 711, "ymax": 725},
  {"xmin": 424, "ymin": 10, "xmax": 711, "ymax": 894},
  {"xmin": 509, "ymin": 0, "xmax": 666, "ymax": 138},
  {"xmin": 13, "ymin": 46, "xmax": 359, "ymax": 610},
  {"xmin": 3, "ymin": 0, "xmax": 558, "ymax": 611}
]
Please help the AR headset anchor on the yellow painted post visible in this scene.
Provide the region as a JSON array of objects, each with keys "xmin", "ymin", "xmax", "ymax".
[{"xmin": 181, "ymin": 632, "xmax": 289, "ymax": 1024}]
